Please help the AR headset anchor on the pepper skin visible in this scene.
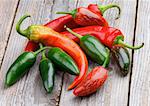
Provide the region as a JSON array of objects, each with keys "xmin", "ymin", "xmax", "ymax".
[
  {"xmin": 61, "ymin": 26, "xmax": 144, "ymax": 50},
  {"xmin": 112, "ymin": 45, "xmax": 130, "ymax": 76},
  {"xmin": 5, "ymin": 47, "xmax": 48, "ymax": 86},
  {"xmin": 66, "ymin": 27, "xmax": 110, "ymax": 66},
  {"xmin": 24, "ymin": 41, "xmax": 39, "ymax": 52},
  {"xmin": 16, "ymin": 14, "xmax": 88, "ymax": 90},
  {"xmin": 57, "ymin": 7, "xmax": 109, "ymax": 27},
  {"xmin": 48, "ymin": 47, "xmax": 80, "ymax": 75},
  {"xmin": 88, "ymin": 4, "xmax": 121, "ymax": 19},
  {"xmin": 73, "ymin": 49, "xmax": 109, "ymax": 96}
]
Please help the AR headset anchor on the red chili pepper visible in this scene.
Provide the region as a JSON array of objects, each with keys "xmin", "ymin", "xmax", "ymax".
[
  {"xmin": 57, "ymin": 7, "xmax": 109, "ymax": 27},
  {"xmin": 16, "ymin": 14, "xmax": 88, "ymax": 90},
  {"xmin": 73, "ymin": 49, "xmax": 109, "ymax": 96},
  {"xmin": 88, "ymin": 4, "xmax": 121, "ymax": 19},
  {"xmin": 61, "ymin": 26, "xmax": 144, "ymax": 49},
  {"xmin": 73, "ymin": 66, "xmax": 108, "ymax": 96},
  {"xmin": 24, "ymin": 15, "xmax": 79, "ymax": 52}
]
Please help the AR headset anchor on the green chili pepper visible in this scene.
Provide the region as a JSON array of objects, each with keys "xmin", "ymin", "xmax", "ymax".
[
  {"xmin": 66, "ymin": 26, "xmax": 110, "ymax": 66},
  {"xmin": 39, "ymin": 44, "xmax": 55, "ymax": 93},
  {"xmin": 112, "ymin": 46, "xmax": 130, "ymax": 76},
  {"xmin": 48, "ymin": 47, "xmax": 80, "ymax": 75},
  {"xmin": 5, "ymin": 47, "xmax": 49, "ymax": 87}
]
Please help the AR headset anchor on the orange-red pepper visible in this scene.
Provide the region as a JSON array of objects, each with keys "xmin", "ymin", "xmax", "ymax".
[{"xmin": 16, "ymin": 14, "xmax": 88, "ymax": 90}]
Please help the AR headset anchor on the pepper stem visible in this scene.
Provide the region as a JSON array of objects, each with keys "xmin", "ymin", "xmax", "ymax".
[
  {"xmin": 56, "ymin": 9, "xmax": 77, "ymax": 18},
  {"xmin": 117, "ymin": 39, "xmax": 144, "ymax": 50},
  {"xmin": 65, "ymin": 26, "xmax": 82, "ymax": 39},
  {"xmin": 16, "ymin": 14, "xmax": 31, "ymax": 38},
  {"xmin": 98, "ymin": 4, "xmax": 121, "ymax": 19},
  {"xmin": 102, "ymin": 48, "xmax": 110, "ymax": 67},
  {"xmin": 34, "ymin": 46, "xmax": 51, "ymax": 56},
  {"xmin": 39, "ymin": 43, "xmax": 46, "ymax": 58}
]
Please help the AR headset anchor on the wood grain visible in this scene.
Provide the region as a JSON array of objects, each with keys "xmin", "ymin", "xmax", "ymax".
[
  {"xmin": 0, "ymin": 0, "xmax": 75, "ymax": 105},
  {"xmin": 129, "ymin": 0, "xmax": 150, "ymax": 106},
  {"xmin": 0, "ymin": 0, "xmax": 19, "ymax": 68},
  {"xmin": 59, "ymin": 0, "xmax": 137, "ymax": 106}
]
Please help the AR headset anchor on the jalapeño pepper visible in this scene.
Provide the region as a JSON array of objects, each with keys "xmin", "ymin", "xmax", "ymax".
[
  {"xmin": 5, "ymin": 47, "xmax": 49, "ymax": 86},
  {"xmin": 48, "ymin": 47, "xmax": 80, "ymax": 75},
  {"xmin": 39, "ymin": 44, "xmax": 55, "ymax": 93},
  {"xmin": 66, "ymin": 26, "xmax": 110, "ymax": 66},
  {"xmin": 112, "ymin": 45, "xmax": 130, "ymax": 76}
]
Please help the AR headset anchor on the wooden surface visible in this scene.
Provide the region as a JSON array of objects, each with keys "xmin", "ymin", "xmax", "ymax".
[{"xmin": 0, "ymin": 0, "xmax": 148, "ymax": 106}]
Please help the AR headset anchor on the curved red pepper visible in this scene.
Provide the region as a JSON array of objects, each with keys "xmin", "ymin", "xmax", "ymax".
[
  {"xmin": 73, "ymin": 66, "xmax": 108, "ymax": 96},
  {"xmin": 61, "ymin": 26, "xmax": 144, "ymax": 49}
]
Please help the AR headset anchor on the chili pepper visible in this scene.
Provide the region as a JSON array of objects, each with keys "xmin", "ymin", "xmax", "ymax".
[
  {"xmin": 73, "ymin": 49, "xmax": 109, "ymax": 96},
  {"xmin": 112, "ymin": 45, "xmax": 130, "ymax": 76},
  {"xmin": 66, "ymin": 26, "xmax": 110, "ymax": 66},
  {"xmin": 88, "ymin": 4, "xmax": 121, "ymax": 19},
  {"xmin": 16, "ymin": 14, "xmax": 88, "ymax": 90},
  {"xmin": 61, "ymin": 26, "xmax": 144, "ymax": 50},
  {"xmin": 39, "ymin": 44, "xmax": 55, "ymax": 93},
  {"xmin": 56, "ymin": 7, "xmax": 109, "ymax": 27},
  {"xmin": 5, "ymin": 46, "xmax": 49, "ymax": 86},
  {"xmin": 25, "ymin": 15, "xmax": 79, "ymax": 52},
  {"xmin": 48, "ymin": 47, "xmax": 80, "ymax": 75}
]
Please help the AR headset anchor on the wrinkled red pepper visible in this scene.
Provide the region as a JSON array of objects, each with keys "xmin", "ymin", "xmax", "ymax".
[
  {"xmin": 73, "ymin": 66, "xmax": 108, "ymax": 96},
  {"xmin": 57, "ymin": 7, "xmax": 109, "ymax": 27},
  {"xmin": 61, "ymin": 26, "xmax": 144, "ymax": 49},
  {"xmin": 73, "ymin": 48, "xmax": 110, "ymax": 96}
]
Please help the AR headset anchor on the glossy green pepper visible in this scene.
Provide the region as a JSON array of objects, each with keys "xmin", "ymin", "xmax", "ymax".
[
  {"xmin": 5, "ymin": 47, "xmax": 49, "ymax": 86},
  {"xmin": 112, "ymin": 46, "xmax": 130, "ymax": 76},
  {"xmin": 48, "ymin": 47, "xmax": 80, "ymax": 75},
  {"xmin": 66, "ymin": 27, "xmax": 110, "ymax": 66},
  {"xmin": 39, "ymin": 44, "xmax": 55, "ymax": 93}
]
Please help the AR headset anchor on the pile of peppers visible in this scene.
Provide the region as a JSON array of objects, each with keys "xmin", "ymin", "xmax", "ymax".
[{"xmin": 5, "ymin": 3, "xmax": 144, "ymax": 97}]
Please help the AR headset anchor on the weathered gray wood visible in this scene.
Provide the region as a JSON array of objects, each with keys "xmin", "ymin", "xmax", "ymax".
[
  {"xmin": 59, "ymin": 0, "xmax": 137, "ymax": 106},
  {"xmin": 129, "ymin": 0, "xmax": 150, "ymax": 106},
  {"xmin": 0, "ymin": 0, "xmax": 76, "ymax": 105},
  {"xmin": 0, "ymin": 0, "xmax": 19, "ymax": 67}
]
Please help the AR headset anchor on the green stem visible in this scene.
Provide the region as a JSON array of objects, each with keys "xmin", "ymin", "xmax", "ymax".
[
  {"xmin": 56, "ymin": 9, "xmax": 77, "ymax": 18},
  {"xmin": 117, "ymin": 39, "xmax": 144, "ymax": 50},
  {"xmin": 39, "ymin": 43, "xmax": 46, "ymax": 58},
  {"xmin": 16, "ymin": 14, "xmax": 31, "ymax": 38},
  {"xmin": 65, "ymin": 26, "xmax": 82, "ymax": 39},
  {"xmin": 98, "ymin": 4, "xmax": 121, "ymax": 19},
  {"xmin": 102, "ymin": 48, "xmax": 110, "ymax": 67},
  {"xmin": 34, "ymin": 47, "xmax": 51, "ymax": 56}
]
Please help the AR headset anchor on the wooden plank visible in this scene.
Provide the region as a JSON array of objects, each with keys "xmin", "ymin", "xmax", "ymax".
[
  {"xmin": 59, "ymin": 0, "xmax": 137, "ymax": 106},
  {"xmin": 0, "ymin": 0, "xmax": 19, "ymax": 68},
  {"xmin": 0, "ymin": 0, "xmax": 76, "ymax": 105},
  {"xmin": 129, "ymin": 0, "xmax": 150, "ymax": 106}
]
